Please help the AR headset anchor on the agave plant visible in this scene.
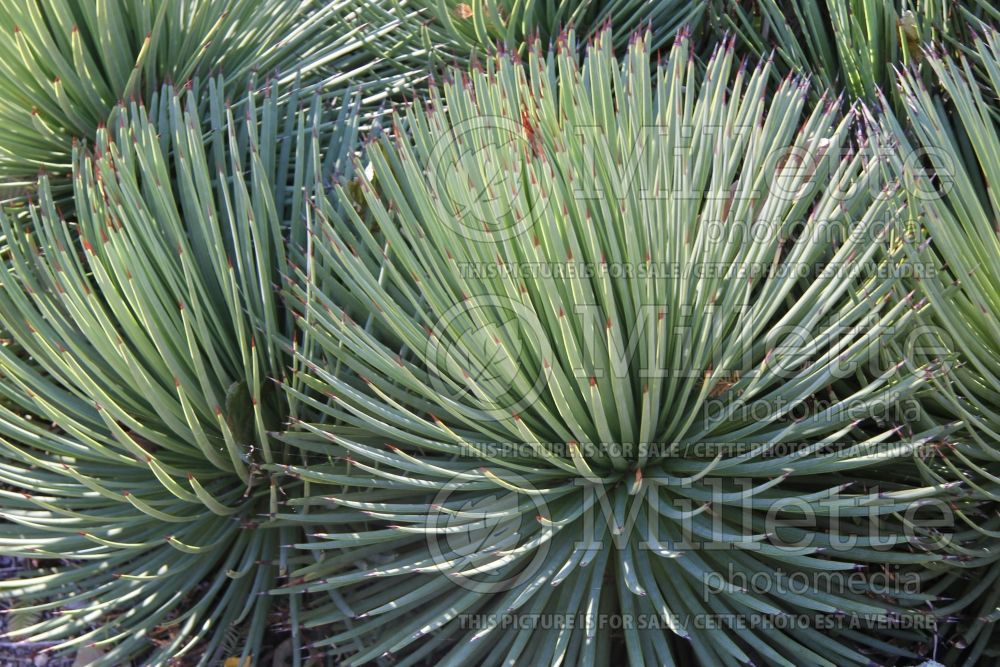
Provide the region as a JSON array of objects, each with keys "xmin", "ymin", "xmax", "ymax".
[
  {"xmin": 273, "ymin": 29, "xmax": 964, "ymax": 665},
  {"xmin": 0, "ymin": 75, "xmax": 359, "ymax": 664},
  {"xmin": 0, "ymin": 0, "xmax": 392, "ymax": 196},
  {"xmin": 870, "ymin": 25, "xmax": 1000, "ymax": 666},
  {"xmin": 722, "ymin": 0, "xmax": 998, "ymax": 103}
]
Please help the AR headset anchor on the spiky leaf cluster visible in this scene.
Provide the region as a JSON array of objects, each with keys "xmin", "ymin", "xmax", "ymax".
[
  {"xmin": 722, "ymin": 0, "xmax": 998, "ymax": 103},
  {"xmin": 0, "ymin": 77, "xmax": 358, "ymax": 665},
  {"xmin": 872, "ymin": 26, "xmax": 1000, "ymax": 665},
  {"xmin": 335, "ymin": 0, "xmax": 711, "ymax": 75}
]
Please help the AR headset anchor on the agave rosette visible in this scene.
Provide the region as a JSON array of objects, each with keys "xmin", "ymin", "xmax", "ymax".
[
  {"xmin": 274, "ymin": 30, "xmax": 961, "ymax": 666},
  {"xmin": 0, "ymin": 77, "xmax": 359, "ymax": 663}
]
